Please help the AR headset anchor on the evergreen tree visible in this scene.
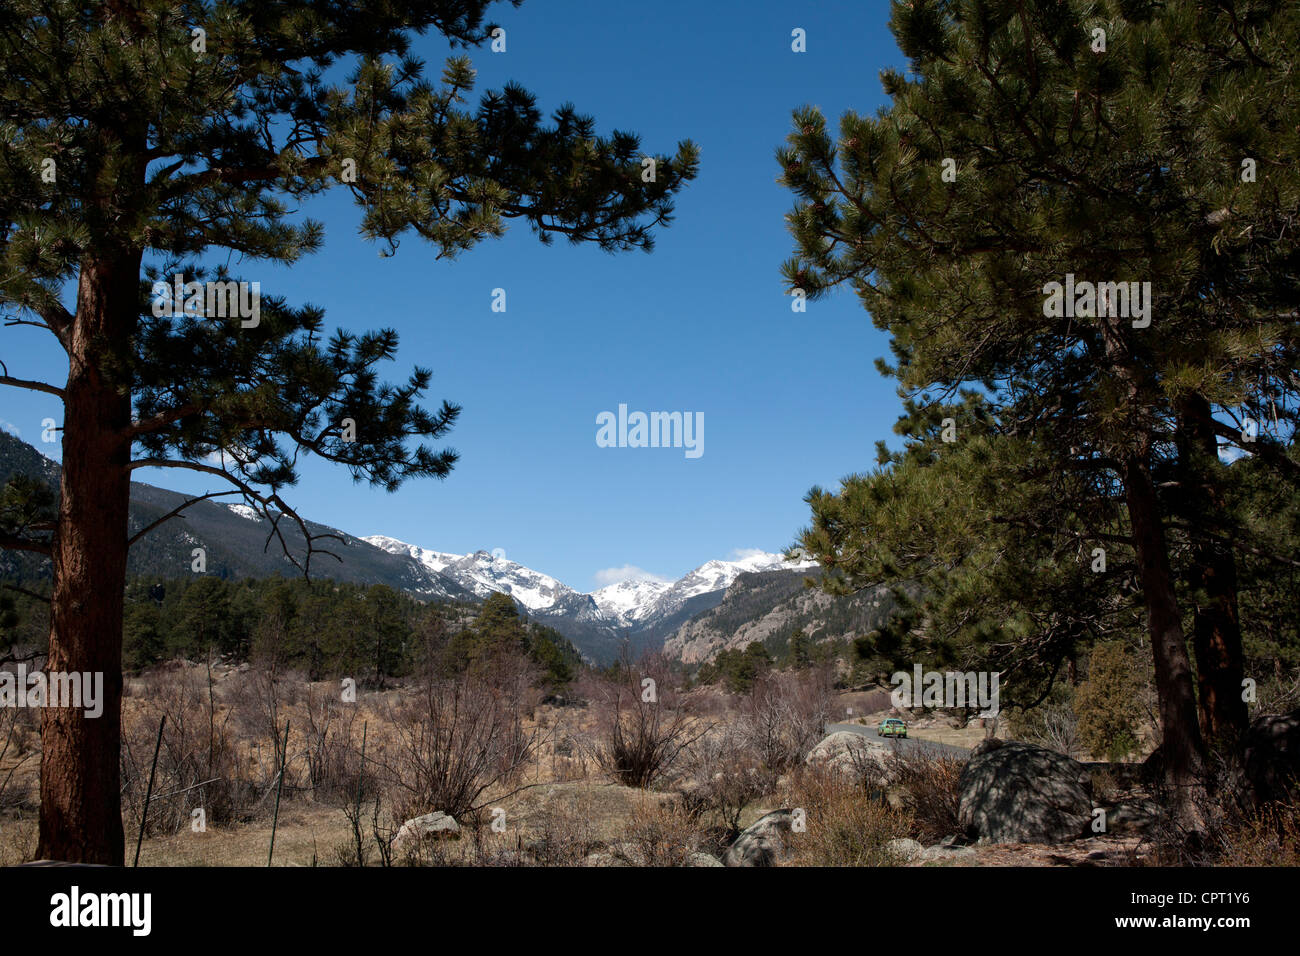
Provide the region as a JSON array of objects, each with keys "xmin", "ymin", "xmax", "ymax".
[
  {"xmin": 780, "ymin": 0, "xmax": 1299, "ymax": 822},
  {"xmin": 786, "ymin": 628, "xmax": 813, "ymax": 669},
  {"xmin": 0, "ymin": 0, "xmax": 697, "ymax": 862},
  {"xmin": 172, "ymin": 574, "xmax": 234, "ymax": 658},
  {"xmin": 122, "ymin": 597, "xmax": 166, "ymax": 669},
  {"xmin": 1075, "ymin": 642, "xmax": 1146, "ymax": 761},
  {"xmin": 802, "ymin": 411, "xmax": 1142, "ymax": 715},
  {"xmin": 361, "ymin": 584, "xmax": 410, "ymax": 686}
]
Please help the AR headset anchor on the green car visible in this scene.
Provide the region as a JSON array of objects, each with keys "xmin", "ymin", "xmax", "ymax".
[{"xmin": 877, "ymin": 718, "xmax": 908, "ymax": 739}]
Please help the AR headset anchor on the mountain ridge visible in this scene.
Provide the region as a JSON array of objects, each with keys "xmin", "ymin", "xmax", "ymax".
[
  {"xmin": 362, "ymin": 533, "xmax": 818, "ymax": 661},
  {"xmin": 2, "ymin": 432, "xmax": 833, "ymax": 665}
]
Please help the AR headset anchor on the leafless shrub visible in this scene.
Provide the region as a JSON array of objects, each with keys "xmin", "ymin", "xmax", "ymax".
[
  {"xmin": 1011, "ymin": 699, "xmax": 1082, "ymax": 758},
  {"xmin": 1145, "ymin": 750, "xmax": 1288, "ymax": 864},
  {"xmin": 473, "ymin": 649, "xmax": 545, "ymax": 719},
  {"xmin": 122, "ymin": 665, "xmax": 257, "ymax": 835},
  {"xmin": 543, "ymin": 710, "xmax": 591, "ymax": 782},
  {"xmin": 884, "ymin": 749, "xmax": 964, "ymax": 844},
  {"xmin": 1209, "ymin": 800, "xmax": 1300, "ymax": 866},
  {"xmin": 785, "ymin": 765, "xmax": 913, "ymax": 867},
  {"xmin": 301, "ymin": 682, "xmax": 361, "ymax": 799},
  {"xmin": 378, "ymin": 672, "xmax": 541, "ymax": 823},
  {"xmin": 592, "ymin": 651, "xmax": 707, "ymax": 789},
  {"xmin": 678, "ymin": 725, "xmax": 776, "ymax": 838},
  {"xmin": 0, "ymin": 706, "xmax": 35, "ymax": 812},
  {"xmin": 0, "ymin": 815, "xmax": 36, "ymax": 865},
  {"xmin": 1251, "ymin": 671, "xmax": 1300, "ymax": 719},
  {"xmin": 739, "ymin": 666, "xmax": 833, "ymax": 772},
  {"xmin": 226, "ymin": 664, "xmax": 303, "ymax": 771},
  {"xmin": 618, "ymin": 800, "xmax": 700, "ymax": 866},
  {"xmin": 336, "ymin": 795, "xmax": 400, "ymax": 867},
  {"xmin": 527, "ymin": 798, "xmax": 601, "ymax": 866}
]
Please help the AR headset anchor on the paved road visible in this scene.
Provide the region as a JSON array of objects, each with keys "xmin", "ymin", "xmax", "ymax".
[{"xmin": 823, "ymin": 722, "xmax": 970, "ymax": 759}]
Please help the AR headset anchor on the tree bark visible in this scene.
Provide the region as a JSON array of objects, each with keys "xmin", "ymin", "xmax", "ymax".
[
  {"xmin": 1175, "ymin": 394, "xmax": 1249, "ymax": 745},
  {"xmin": 36, "ymin": 251, "xmax": 139, "ymax": 864},
  {"xmin": 1097, "ymin": 314, "xmax": 1209, "ymax": 825},
  {"xmin": 1122, "ymin": 450, "xmax": 1208, "ymax": 824}
]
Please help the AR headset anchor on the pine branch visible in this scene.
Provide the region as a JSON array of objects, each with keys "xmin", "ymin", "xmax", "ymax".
[
  {"xmin": 127, "ymin": 490, "xmax": 240, "ymax": 546},
  {"xmin": 126, "ymin": 457, "xmax": 344, "ymax": 576},
  {"xmin": 125, "ymin": 405, "xmax": 202, "ymax": 438},
  {"xmin": 0, "ymin": 532, "xmax": 50, "ymax": 556},
  {"xmin": 0, "ymin": 375, "xmax": 63, "ymax": 398}
]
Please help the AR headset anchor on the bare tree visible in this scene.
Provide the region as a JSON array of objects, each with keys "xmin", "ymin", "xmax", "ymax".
[
  {"xmin": 379, "ymin": 672, "xmax": 541, "ymax": 822},
  {"xmin": 302, "ymin": 681, "xmax": 360, "ymax": 798},
  {"xmin": 593, "ymin": 649, "xmax": 707, "ymax": 789},
  {"xmin": 679, "ymin": 724, "xmax": 775, "ymax": 840},
  {"xmin": 0, "ymin": 705, "xmax": 35, "ymax": 812},
  {"xmin": 740, "ymin": 666, "xmax": 834, "ymax": 772}
]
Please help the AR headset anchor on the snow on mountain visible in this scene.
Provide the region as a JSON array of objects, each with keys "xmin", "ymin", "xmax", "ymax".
[
  {"xmin": 363, "ymin": 536, "xmax": 581, "ymax": 613},
  {"xmin": 649, "ymin": 551, "xmax": 817, "ymax": 619},
  {"xmin": 361, "ymin": 535, "xmax": 817, "ymax": 661},
  {"xmin": 367, "ymin": 535, "xmax": 812, "ymax": 625},
  {"xmin": 363, "ymin": 535, "xmax": 462, "ymax": 576},
  {"xmin": 440, "ymin": 551, "xmax": 577, "ymax": 612},
  {"xmin": 590, "ymin": 577, "xmax": 672, "ymax": 626},
  {"xmin": 225, "ymin": 503, "xmax": 263, "ymax": 523}
]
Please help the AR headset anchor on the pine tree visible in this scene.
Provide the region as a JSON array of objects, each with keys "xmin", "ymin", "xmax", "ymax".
[
  {"xmin": 1075, "ymin": 642, "xmax": 1145, "ymax": 761},
  {"xmin": 0, "ymin": 1, "xmax": 697, "ymax": 862},
  {"xmin": 780, "ymin": 0, "xmax": 1299, "ymax": 823}
]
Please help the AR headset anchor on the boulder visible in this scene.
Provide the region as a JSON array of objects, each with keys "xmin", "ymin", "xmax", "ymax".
[
  {"xmin": 1103, "ymin": 801, "xmax": 1162, "ymax": 836},
  {"xmin": 885, "ymin": 837, "xmax": 925, "ymax": 862},
  {"xmin": 583, "ymin": 843, "xmax": 641, "ymax": 867},
  {"xmin": 920, "ymin": 843, "xmax": 977, "ymax": 862},
  {"xmin": 805, "ymin": 731, "xmax": 891, "ymax": 780},
  {"xmin": 687, "ymin": 852, "xmax": 725, "ymax": 867},
  {"xmin": 724, "ymin": 810, "xmax": 795, "ymax": 867},
  {"xmin": 957, "ymin": 739, "xmax": 1092, "ymax": 844},
  {"xmin": 583, "ymin": 850, "xmax": 633, "ymax": 867},
  {"xmin": 392, "ymin": 810, "xmax": 460, "ymax": 854}
]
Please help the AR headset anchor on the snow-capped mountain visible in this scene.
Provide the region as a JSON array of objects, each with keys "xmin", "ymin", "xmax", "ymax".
[
  {"xmin": 0, "ymin": 430, "xmax": 829, "ymax": 667},
  {"xmin": 364, "ymin": 536, "xmax": 579, "ymax": 612},
  {"xmin": 363, "ymin": 535, "xmax": 622, "ymax": 655},
  {"xmin": 650, "ymin": 552, "xmax": 816, "ymax": 621},
  {"xmin": 362, "ymin": 534, "xmax": 817, "ymax": 661},
  {"xmin": 589, "ymin": 578, "xmax": 673, "ymax": 626}
]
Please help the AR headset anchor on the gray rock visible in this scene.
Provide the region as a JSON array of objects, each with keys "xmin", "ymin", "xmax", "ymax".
[
  {"xmin": 885, "ymin": 837, "xmax": 925, "ymax": 862},
  {"xmin": 687, "ymin": 852, "xmax": 725, "ymax": 867},
  {"xmin": 805, "ymin": 731, "xmax": 891, "ymax": 780},
  {"xmin": 957, "ymin": 739, "xmax": 1092, "ymax": 844},
  {"xmin": 920, "ymin": 844, "xmax": 977, "ymax": 862},
  {"xmin": 724, "ymin": 810, "xmax": 795, "ymax": 867},
  {"xmin": 1103, "ymin": 801, "xmax": 1162, "ymax": 836},
  {"xmin": 392, "ymin": 810, "xmax": 460, "ymax": 854}
]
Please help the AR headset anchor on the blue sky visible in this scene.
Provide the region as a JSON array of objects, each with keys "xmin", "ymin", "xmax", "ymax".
[{"xmin": 1, "ymin": 0, "xmax": 909, "ymax": 591}]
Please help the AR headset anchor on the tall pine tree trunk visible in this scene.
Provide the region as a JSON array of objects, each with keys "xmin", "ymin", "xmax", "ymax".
[
  {"xmin": 1176, "ymin": 394, "xmax": 1248, "ymax": 746},
  {"xmin": 1100, "ymin": 317, "xmax": 1208, "ymax": 825},
  {"xmin": 36, "ymin": 251, "xmax": 138, "ymax": 864},
  {"xmin": 1122, "ymin": 450, "xmax": 1208, "ymax": 825}
]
